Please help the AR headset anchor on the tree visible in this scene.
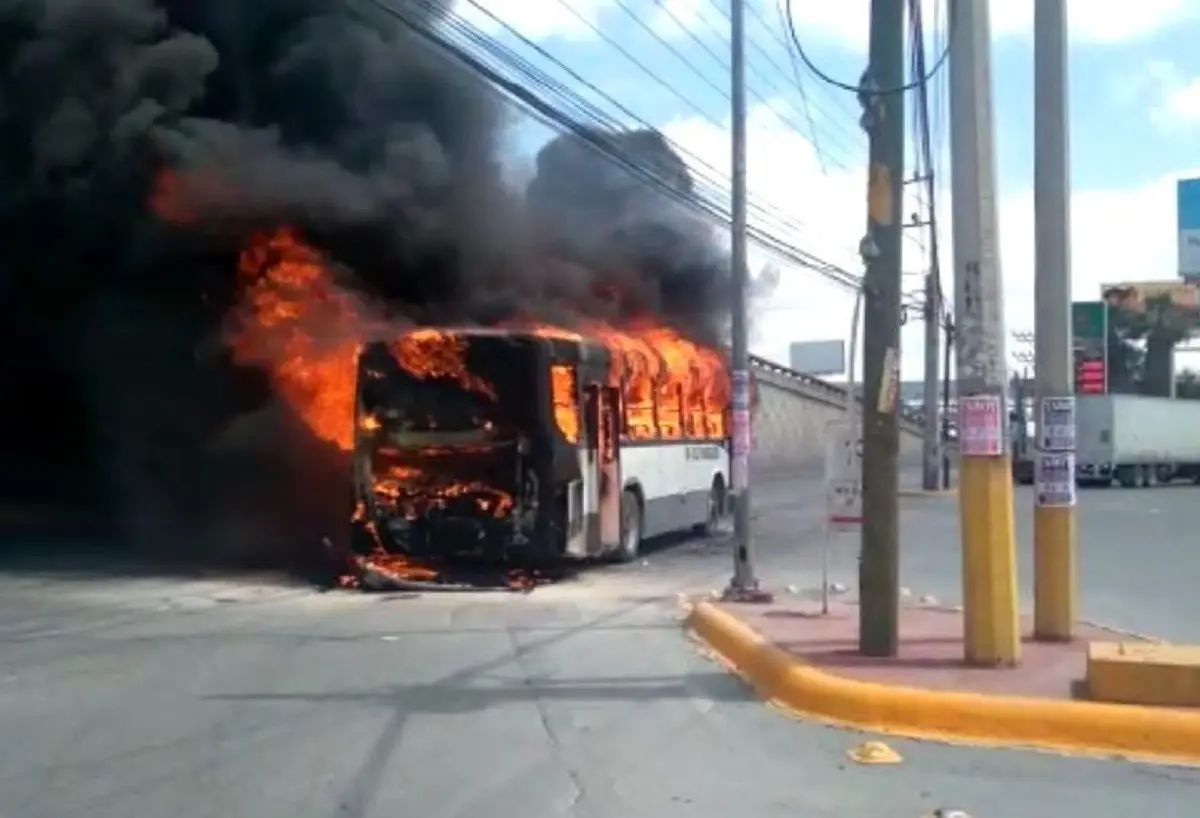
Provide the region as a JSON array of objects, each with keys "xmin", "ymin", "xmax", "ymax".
[
  {"xmin": 1105, "ymin": 309, "xmax": 1143, "ymax": 394},
  {"xmin": 1105, "ymin": 295, "xmax": 1194, "ymax": 396}
]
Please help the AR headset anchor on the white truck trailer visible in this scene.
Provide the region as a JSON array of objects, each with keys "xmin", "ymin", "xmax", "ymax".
[{"xmin": 1075, "ymin": 394, "xmax": 1200, "ymax": 487}]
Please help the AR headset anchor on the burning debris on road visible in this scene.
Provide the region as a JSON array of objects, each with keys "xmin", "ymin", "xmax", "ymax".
[{"xmin": 0, "ymin": 0, "xmax": 734, "ymax": 588}]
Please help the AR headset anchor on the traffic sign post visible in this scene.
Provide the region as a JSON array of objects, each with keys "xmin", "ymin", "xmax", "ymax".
[{"xmin": 823, "ymin": 419, "xmax": 863, "ymax": 614}]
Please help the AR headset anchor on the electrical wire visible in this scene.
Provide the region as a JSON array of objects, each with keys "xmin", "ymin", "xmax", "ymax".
[
  {"xmin": 525, "ymin": 0, "xmax": 864, "ymax": 245},
  {"xmin": 907, "ymin": 0, "xmax": 950, "ymax": 329},
  {"xmin": 651, "ymin": 0, "xmax": 854, "ymax": 173},
  {"xmin": 362, "ymin": 0, "xmax": 865, "ymax": 289},
  {"xmin": 426, "ymin": 0, "xmax": 868, "ymax": 286},
  {"xmin": 782, "ymin": 0, "xmax": 951, "ymax": 96}
]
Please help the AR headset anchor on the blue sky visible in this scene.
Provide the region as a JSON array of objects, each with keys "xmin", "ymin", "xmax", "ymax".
[{"xmin": 457, "ymin": 0, "xmax": 1200, "ymax": 375}]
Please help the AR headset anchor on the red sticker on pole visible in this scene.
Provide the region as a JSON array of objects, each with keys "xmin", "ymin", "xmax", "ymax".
[{"xmin": 958, "ymin": 394, "xmax": 1004, "ymax": 456}]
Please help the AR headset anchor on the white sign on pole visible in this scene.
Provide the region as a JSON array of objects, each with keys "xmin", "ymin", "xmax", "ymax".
[
  {"xmin": 959, "ymin": 394, "xmax": 1004, "ymax": 456},
  {"xmin": 1038, "ymin": 396, "xmax": 1075, "ymax": 452},
  {"xmin": 1035, "ymin": 451, "xmax": 1076, "ymax": 507},
  {"xmin": 824, "ymin": 420, "xmax": 862, "ymax": 528}
]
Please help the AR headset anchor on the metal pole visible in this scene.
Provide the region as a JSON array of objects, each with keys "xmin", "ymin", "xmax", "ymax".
[
  {"xmin": 846, "ymin": 289, "xmax": 863, "ymax": 420},
  {"xmin": 723, "ymin": 0, "xmax": 767, "ymax": 601},
  {"xmin": 941, "ymin": 318, "xmax": 953, "ymax": 489},
  {"xmin": 949, "ymin": 0, "xmax": 1020, "ymax": 665},
  {"xmin": 922, "ymin": 272, "xmax": 942, "ymax": 489},
  {"xmin": 857, "ymin": 0, "xmax": 905, "ymax": 657},
  {"xmin": 1032, "ymin": 0, "xmax": 1076, "ymax": 640}
]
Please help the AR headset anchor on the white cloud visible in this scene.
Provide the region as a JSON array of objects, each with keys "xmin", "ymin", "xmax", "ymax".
[
  {"xmin": 660, "ymin": 104, "xmax": 1195, "ymax": 379},
  {"xmin": 1134, "ymin": 61, "xmax": 1200, "ymax": 132},
  {"xmin": 781, "ymin": 0, "xmax": 1195, "ymax": 51}
]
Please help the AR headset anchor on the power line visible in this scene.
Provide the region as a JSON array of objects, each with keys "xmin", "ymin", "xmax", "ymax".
[
  {"xmin": 420, "ymin": 0, "xmax": 866, "ymax": 287},
  {"xmin": 493, "ymin": 0, "xmax": 926, "ymax": 257},
  {"xmin": 783, "ymin": 0, "xmax": 952, "ymax": 96},
  {"xmin": 365, "ymin": 0, "xmax": 864, "ymax": 289}
]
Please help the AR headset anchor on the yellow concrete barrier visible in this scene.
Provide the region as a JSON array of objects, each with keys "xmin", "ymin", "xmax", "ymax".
[
  {"xmin": 686, "ymin": 601, "xmax": 1200, "ymax": 766},
  {"xmin": 1088, "ymin": 642, "xmax": 1200, "ymax": 708}
]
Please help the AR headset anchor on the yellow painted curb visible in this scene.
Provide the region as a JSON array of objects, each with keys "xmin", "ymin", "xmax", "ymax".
[{"xmin": 686, "ymin": 601, "xmax": 1200, "ymax": 766}]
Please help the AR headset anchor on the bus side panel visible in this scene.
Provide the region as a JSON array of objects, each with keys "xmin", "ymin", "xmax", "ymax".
[
  {"xmin": 619, "ymin": 445, "xmax": 667, "ymax": 536},
  {"xmin": 681, "ymin": 442, "xmax": 725, "ymax": 525}
]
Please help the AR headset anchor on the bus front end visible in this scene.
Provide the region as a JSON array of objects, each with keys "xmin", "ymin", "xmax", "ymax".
[{"xmin": 351, "ymin": 330, "xmax": 560, "ymax": 563}]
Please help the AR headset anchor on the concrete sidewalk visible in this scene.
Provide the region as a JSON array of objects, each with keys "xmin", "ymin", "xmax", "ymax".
[
  {"xmin": 687, "ymin": 598, "xmax": 1200, "ymax": 766},
  {"xmin": 721, "ymin": 597, "xmax": 1140, "ymax": 700},
  {"xmin": 684, "ymin": 482, "xmax": 1200, "ymax": 767}
]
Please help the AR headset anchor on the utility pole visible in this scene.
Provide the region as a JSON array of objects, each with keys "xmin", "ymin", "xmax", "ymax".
[
  {"xmin": 723, "ymin": 0, "xmax": 769, "ymax": 602},
  {"xmin": 941, "ymin": 317, "xmax": 954, "ymax": 489},
  {"xmin": 857, "ymin": 0, "xmax": 905, "ymax": 656},
  {"xmin": 922, "ymin": 272, "xmax": 942, "ymax": 489},
  {"xmin": 949, "ymin": 0, "xmax": 1021, "ymax": 665},
  {"xmin": 1033, "ymin": 0, "xmax": 1076, "ymax": 640}
]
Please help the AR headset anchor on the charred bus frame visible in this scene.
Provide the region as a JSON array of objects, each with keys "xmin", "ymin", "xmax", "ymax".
[{"xmin": 350, "ymin": 327, "xmax": 730, "ymax": 564}]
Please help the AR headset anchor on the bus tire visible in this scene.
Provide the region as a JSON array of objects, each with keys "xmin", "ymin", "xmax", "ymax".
[
  {"xmin": 615, "ymin": 489, "xmax": 642, "ymax": 563},
  {"xmin": 693, "ymin": 476, "xmax": 726, "ymax": 536}
]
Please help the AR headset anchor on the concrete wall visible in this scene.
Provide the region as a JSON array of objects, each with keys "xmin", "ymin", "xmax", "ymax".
[{"xmin": 749, "ymin": 358, "xmax": 925, "ymax": 477}]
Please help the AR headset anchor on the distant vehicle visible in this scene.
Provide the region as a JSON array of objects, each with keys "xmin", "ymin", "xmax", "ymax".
[{"xmin": 1075, "ymin": 395, "xmax": 1200, "ymax": 487}]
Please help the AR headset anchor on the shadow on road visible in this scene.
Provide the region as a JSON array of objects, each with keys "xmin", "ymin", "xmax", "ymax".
[{"xmin": 0, "ymin": 467, "xmax": 821, "ymax": 587}]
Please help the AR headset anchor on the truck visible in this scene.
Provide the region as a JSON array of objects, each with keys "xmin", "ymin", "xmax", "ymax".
[{"xmin": 1074, "ymin": 395, "xmax": 1200, "ymax": 487}]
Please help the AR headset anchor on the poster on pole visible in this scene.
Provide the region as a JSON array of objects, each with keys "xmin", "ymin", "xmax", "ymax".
[
  {"xmin": 1038, "ymin": 396, "xmax": 1076, "ymax": 452},
  {"xmin": 958, "ymin": 394, "xmax": 1004, "ymax": 456},
  {"xmin": 1035, "ymin": 452, "xmax": 1076, "ymax": 507},
  {"xmin": 731, "ymin": 408, "xmax": 751, "ymax": 490},
  {"xmin": 824, "ymin": 420, "xmax": 862, "ymax": 530}
]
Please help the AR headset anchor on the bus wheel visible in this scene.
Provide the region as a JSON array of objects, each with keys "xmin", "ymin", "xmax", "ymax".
[
  {"xmin": 693, "ymin": 476, "xmax": 726, "ymax": 536},
  {"xmin": 615, "ymin": 489, "xmax": 642, "ymax": 563}
]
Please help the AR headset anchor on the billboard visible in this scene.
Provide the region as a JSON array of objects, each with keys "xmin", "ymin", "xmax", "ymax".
[
  {"xmin": 1100, "ymin": 280, "xmax": 1200, "ymax": 319},
  {"xmin": 1179, "ymin": 178, "xmax": 1200, "ymax": 279},
  {"xmin": 788, "ymin": 339, "xmax": 845, "ymax": 376}
]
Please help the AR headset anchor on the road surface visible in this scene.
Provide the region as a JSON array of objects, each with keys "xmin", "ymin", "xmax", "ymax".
[{"xmin": 0, "ymin": 475, "xmax": 1198, "ymax": 818}]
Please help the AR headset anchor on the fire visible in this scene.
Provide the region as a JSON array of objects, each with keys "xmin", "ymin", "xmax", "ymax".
[
  {"xmin": 228, "ymin": 227, "xmax": 364, "ymax": 451},
  {"xmin": 152, "ymin": 173, "xmax": 729, "ymax": 588},
  {"xmin": 581, "ymin": 321, "xmax": 728, "ymax": 441},
  {"xmin": 520, "ymin": 320, "xmax": 729, "ymax": 442},
  {"xmin": 390, "ymin": 329, "xmax": 495, "ymax": 400},
  {"xmin": 549, "ymin": 364, "xmax": 581, "ymax": 444}
]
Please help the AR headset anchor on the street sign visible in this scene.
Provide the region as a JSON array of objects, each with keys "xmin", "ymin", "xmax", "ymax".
[{"xmin": 824, "ymin": 419, "xmax": 862, "ymax": 528}]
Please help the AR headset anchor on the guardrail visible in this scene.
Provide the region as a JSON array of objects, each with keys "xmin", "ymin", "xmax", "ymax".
[{"xmin": 748, "ymin": 355, "xmax": 927, "ymax": 428}]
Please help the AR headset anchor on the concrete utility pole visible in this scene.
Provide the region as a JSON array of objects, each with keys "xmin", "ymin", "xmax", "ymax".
[
  {"xmin": 941, "ymin": 316, "xmax": 953, "ymax": 488},
  {"xmin": 722, "ymin": 0, "xmax": 768, "ymax": 602},
  {"xmin": 922, "ymin": 272, "xmax": 942, "ymax": 490},
  {"xmin": 1033, "ymin": 0, "xmax": 1077, "ymax": 640},
  {"xmin": 857, "ymin": 0, "xmax": 905, "ymax": 656},
  {"xmin": 948, "ymin": 0, "xmax": 1021, "ymax": 665}
]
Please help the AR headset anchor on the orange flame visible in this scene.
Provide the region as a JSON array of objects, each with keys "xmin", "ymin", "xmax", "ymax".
[
  {"xmin": 228, "ymin": 227, "xmax": 363, "ymax": 451},
  {"xmin": 152, "ymin": 169, "xmax": 730, "ymax": 585}
]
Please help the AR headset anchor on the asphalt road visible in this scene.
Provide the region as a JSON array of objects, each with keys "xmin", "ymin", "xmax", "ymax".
[{"xmin": 1, "ymin": 475, "xmax": 1198, "ymax": 818}]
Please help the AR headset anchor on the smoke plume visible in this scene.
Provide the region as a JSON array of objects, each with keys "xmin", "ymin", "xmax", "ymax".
[{"xmin": 0, "ymin": 0, "xmax": 730, "ymax": 573}]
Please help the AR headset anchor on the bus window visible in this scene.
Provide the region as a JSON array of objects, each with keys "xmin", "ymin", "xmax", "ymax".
[
  {"xmin": 622, "ymin": 373, "xmax": 657, "ymax": 440},
  {"xmin": 655, "ymin": 382, "xmax": 682, "ymax": 439}
]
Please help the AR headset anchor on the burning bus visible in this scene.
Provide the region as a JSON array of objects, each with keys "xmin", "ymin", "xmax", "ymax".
[{"xmin": 350, "ymin": 325, "xmax": 731, "ymax": 568}]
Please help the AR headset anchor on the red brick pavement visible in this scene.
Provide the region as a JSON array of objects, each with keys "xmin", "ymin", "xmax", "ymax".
[{"xmin": 721, "ymin": 598, "xmax": 1152, "ymax": 700}]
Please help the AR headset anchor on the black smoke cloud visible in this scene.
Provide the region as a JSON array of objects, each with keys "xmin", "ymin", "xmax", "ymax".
[{"xmin": 0, "ymin": 0, "xmax": 729, "ymax": 572}]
